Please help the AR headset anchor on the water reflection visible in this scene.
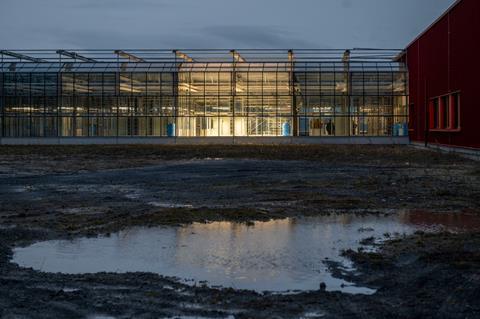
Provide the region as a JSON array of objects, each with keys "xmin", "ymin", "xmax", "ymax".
[
  {"xmin": 12, "ymin": 211, "xmax": 480, "ymax": 294},
  {"xmin": 400, "ymin": 210, "xmax": 480, "ymax": 230}
]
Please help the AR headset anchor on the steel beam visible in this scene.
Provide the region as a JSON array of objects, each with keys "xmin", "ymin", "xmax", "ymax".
[
  {"xmin": 342, "ymin": 50, "xmax": 351, "ymax": 63},
  {"xmin": 114, "ymin": 50, "xmax": 145, "ymax": 62},
  {"xmin": 230, "ymin": 50, "xmax": 246, "ymax": 63},
  {"xmin": 173, "ymin": 50, "xmax": 195, "ymax": 62},
  {"xmin": 0, "ymin": 50, "xmax": 47, "ymax": 63},
  {"xmin": 56, "ymin": 50, "xmax": 97, "ymax": 62},
  {"xmin": 288, "ymin": 50, "xmax": 295, "ymax": 63}
]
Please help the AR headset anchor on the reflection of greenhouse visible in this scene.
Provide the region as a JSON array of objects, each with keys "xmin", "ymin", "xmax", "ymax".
[{"xmin": 0, "ymin": 49, "xmax": 408, "ymax": 138}]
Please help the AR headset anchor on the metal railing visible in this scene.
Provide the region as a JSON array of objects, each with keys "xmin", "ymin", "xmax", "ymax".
[{"xmin": 0, "ymin": 49, "xmax": 404, "ymax": 63}]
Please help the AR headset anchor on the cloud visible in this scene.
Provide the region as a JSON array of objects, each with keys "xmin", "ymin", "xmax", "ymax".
[
  {"xmin": 0, "ymin": 0, "xmax": 457, "ymax": 49},
  {"xmin": 69, "ymin": 0, "xmax": 173, "ymax": 9},
  {"xmin": 341, "ymin": 0, "xmax": 353, "ymax": 8},
  {"xmin": 34, "ymin": 24, "xmax": 325, "ymax": 50},
  {"xmin": 200, "ymin": 25, "xmax": 323, "ymax": 49}
]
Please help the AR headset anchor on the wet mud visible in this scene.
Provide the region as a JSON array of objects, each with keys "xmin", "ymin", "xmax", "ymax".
[{"xmin": 0, "ymin": 145, "xmax": 479, "ymax": 318}]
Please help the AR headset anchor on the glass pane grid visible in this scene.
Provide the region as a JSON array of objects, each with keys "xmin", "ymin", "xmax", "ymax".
[{"xmin": 1, "ymin": 60, "xmax": 408, "ymax": 137}]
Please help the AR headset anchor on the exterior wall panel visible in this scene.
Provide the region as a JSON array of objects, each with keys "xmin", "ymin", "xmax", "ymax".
[{"xmin": 406, "ymin": 0, "xmax": 480, "ymax": 149}]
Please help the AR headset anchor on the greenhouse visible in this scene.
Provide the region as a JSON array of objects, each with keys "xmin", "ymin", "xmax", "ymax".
[{"xmin": 0, "ymin": 49, "xmax": 408, "ymax": 138}]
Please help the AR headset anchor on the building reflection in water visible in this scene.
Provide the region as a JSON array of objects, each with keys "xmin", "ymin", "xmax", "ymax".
[{"xmin": 12, "ymin": 211, "xmax": 480, "ymax": 293}]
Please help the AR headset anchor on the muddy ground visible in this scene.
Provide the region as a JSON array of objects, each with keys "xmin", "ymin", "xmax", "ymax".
[{"xmin": 0, "ymin": 145, "xmax": 479, "ymax": 318}]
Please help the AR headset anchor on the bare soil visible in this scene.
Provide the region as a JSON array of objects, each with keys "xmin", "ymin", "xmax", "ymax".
[{"xmin": 0, "ymin": 145, "xmax": 479, "ymax": 318}]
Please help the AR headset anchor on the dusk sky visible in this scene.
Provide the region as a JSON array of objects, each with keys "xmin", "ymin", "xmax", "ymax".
[{"xmin": 0, "ymin": 0, "xmax": 455, "ymax": 49}]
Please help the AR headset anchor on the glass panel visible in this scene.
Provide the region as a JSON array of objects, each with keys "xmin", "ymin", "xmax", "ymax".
[
  {"xmin": 120, "ymin": 73, "xmax": 132, "ymax": 95},
  {"xmin": 378, "ymin": 73, "xmax": 393, "ymax": 96},
  {"xmin": 364, "ymin": 72, "xmax": 378, "ymax": 96},
  {"xmin": 103, "ymin": 73, "xmax": 116, "ymax": 95},
  {"xmin": 16, "ymin": 73, "xmax": 30, "ymax": 96},
  {"xmin": 62, "ymin": 73, "xmax": 74, "ymax": 95},
  {"xmin": 74, "ymin": 73, "xmax": 89, "ymax": 95},
  {"xmin": 132, "ymin": 73, "xmax": 146, "ymax": 95},
  {"xmin": 31, "ymin": 73, "xmax": 44, "ymax": 96},
  {"xmin": 45, "ymin": 74, "xmax": 58, "ymax": 96},
  {"xmin": 4, "ymin": 73, "xmax": 16, "ymax": 96},
  {"xmin": 0, "ymin": 60, "xmax": 408, "ymax": 138},
  {"xmin": 145, "ymin": 117, "xmax": 173, "ymax": 136},
  {"xmin": 146, "ymin": 73, "xmax": 161, "ymax": 95}
]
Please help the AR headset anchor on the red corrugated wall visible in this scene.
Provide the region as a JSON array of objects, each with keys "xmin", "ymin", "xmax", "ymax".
[{"xmin": 406, "ymin": 0, "xmax": 480, "ymax": 149}]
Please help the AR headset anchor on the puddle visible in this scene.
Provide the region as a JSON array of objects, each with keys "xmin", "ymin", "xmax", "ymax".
[{"xmin": 12, "ymin": 211, "xmax": 480, "ymax": 294}]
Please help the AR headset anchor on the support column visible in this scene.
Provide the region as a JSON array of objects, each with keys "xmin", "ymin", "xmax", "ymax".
[
  {"xmin": 335, "ymin": 50, "xmax": 350, "ymax": 136},
  {"xmin": 289, "ymin": 50, "xmax": 298, "ymax": 137}
]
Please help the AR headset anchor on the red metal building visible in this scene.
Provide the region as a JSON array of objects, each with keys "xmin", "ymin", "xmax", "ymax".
[{"xmin": 405, "ymin": 0, "xmax": 480, "ymax": 150}]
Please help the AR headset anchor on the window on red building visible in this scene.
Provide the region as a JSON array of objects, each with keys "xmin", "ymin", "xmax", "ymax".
[
  {"xmin": 451, "ymin": 93, "xmax": 460, "ymax": 129},
  {"xmin": 429, "ymin": 92, "xmax": 460, "ymax": 131},
  {"xmin": 441, "ymin": 95, "xmax": 449, "ymax": 128}
]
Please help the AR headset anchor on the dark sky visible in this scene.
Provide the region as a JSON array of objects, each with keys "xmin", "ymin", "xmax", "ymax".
[{"xmin": 0, "ymin": 0, "xmax": 455, "ymax": 49}]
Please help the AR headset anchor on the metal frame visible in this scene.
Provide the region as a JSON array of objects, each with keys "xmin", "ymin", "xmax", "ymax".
[
  {"xmin": 0, "ymin": 49, "xmax": 408, "ymax": 138},
  {"xmin": 0, "ymin": 49, "xmax": 403, "ymax": 63}
]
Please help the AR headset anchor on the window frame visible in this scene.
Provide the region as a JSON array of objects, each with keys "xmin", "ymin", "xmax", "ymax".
[{"xmin": 428, "ymin": 91, "xmax": 461, "ymax": 132}]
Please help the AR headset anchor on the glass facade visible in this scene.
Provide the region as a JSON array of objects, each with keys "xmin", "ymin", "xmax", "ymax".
[{"xmin": 0, "ymin": 50, "xmax": 408, "ymax": 137}]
